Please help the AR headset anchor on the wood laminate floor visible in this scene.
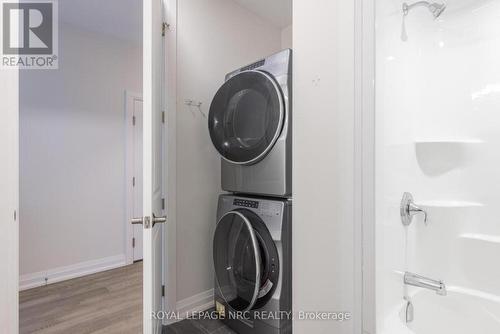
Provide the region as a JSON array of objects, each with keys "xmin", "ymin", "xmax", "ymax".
[
  {"xmin": 20, "ymin": 262, "xmax": 236, "ymax": 334},
  {"xmin": 20, "ymin": 262, "xmax": 143, "ymax": 334}
]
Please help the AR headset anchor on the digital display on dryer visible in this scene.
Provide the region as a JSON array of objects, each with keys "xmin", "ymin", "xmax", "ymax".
[{"xmin": 233, "ymin": 199, "xmax": 259, "ymax": 209}]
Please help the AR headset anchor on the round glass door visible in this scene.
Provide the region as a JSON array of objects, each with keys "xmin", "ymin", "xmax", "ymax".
[
  {"xmin": 213, "ymin": 211, "xmax": 261, "ymax": 311},
  {"xmin": 208, "ymin": 70, "xmax": 284, "ymax": 165}
]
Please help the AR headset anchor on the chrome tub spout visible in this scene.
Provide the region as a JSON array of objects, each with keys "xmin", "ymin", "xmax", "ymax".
[{"xmin": 404, "ymin": 272, "xmax": 447, "ymax": 296}]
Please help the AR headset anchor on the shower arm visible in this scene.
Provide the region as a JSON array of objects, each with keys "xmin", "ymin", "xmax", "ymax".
[{"xmin": 403, "ymin": 1, "xmax": 431, "ymax": 16}]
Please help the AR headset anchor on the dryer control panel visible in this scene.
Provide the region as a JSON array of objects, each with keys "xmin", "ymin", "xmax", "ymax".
[{"xmin": 233, "ymin": 198, "xmax": 259, "ymax": 209}]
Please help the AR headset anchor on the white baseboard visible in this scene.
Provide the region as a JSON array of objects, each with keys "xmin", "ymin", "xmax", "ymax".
[
  {"xmin": 19, "ymin": 254, "xmax": 127, "ymax": 291},
  {"xmin": 165, "ymin": 289, "xmax": 214, "ymax": 324},
  {"xmin": 177, "ymin": 288, "xmax": 215, "ymax": 315}
]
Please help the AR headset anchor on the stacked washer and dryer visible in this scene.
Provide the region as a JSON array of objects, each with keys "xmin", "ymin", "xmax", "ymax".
[{"xmin": 208, "ymin": 49, "xmax": 292, "ymax": 334}]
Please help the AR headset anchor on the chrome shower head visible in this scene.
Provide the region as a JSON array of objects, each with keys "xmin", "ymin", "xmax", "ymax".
[
  {"xmin": 429, "ymin": 2, "xmax": 446, "ymax": 18},
  {"xmin": 403, "ymin": 1, "xmax": 447, "ymax": 19}
]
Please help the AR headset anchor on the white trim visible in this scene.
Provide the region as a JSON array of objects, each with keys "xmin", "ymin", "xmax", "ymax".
[
  {"xmin": 359, "ymin": 0, "xmax": 376, "ymax": 333},
  {"xmin": 125, "ymin": 90, "xmax": 144, "ymax": 265},
  {"xmin": 19, "ymin": 254, "xmax": 127, "ymax": 291},
  {"xmin": 0, "ymin": 66, "xmax": 19, "ymax": 334},
  {"xmin": 164, "ymin": 289, "xmax": 214, "ymax": 325},
  {"xmin": 143, "ymin": 0, "xmax": 165, "ymax": 332},
  {"xmin": 164, "ymin": 0, "xmax": 178, "ymax": 320},
  {"xmin": 160, "ymin": 0, "xmax": 168, "ymax": 318},
  {"xmin": 353, "ymin": 0, "xmax": 377, "ymax": 333},
  {"xmin": 354, "ymin": 0, "xmax": 364, "ymax": 331}
]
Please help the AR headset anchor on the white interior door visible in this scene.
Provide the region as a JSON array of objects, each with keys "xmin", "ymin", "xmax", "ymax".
[
  {"xmin": 133, "ymin": 99, "xmax": 144, "ymax": 262},
  {"xmin": 0, "ymin": 70, "xmax": 19, "ymax": 333},
  {"xmin": 142, "ymin": 0, "xmax": 165, "ymax": 332}
]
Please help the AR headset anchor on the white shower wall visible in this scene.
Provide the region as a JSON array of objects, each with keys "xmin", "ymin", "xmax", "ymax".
[{"xmin": 376, "ymin": 0, "xmax": 500, "ymax": 333}]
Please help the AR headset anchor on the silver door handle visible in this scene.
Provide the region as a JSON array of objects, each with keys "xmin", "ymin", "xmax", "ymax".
[
  {"xmin": 152, "ymin": 215, "xmax": 167, "ymax": 227},
  {"xmin": 131, "ymin": 215, "xmax": 166, "ymax": 228},
  {"xmin": 131, "ymin": 217, "xmax": 143, "ymax": 225}
]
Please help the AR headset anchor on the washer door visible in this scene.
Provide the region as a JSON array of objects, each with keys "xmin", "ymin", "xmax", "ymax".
[
  {"xmin": 214, "ymin": 209, "xmax": 280, "ymax": 312},
  {"xmin": 208, "ymin": 70, "xmax": 284, "ymax": 165},
  {"xmin": 214, "ymin": 211, "xmax": 261, "ymax": 312}
]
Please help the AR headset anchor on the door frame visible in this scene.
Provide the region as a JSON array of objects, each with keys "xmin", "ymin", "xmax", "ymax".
[
  {"xmin": 163, "ymin": 0, "xmax": 178, "ymax": 321},
  {"xmin": 143, "ymin": 0, "xmax": 166, "ymax": 331},
  {"xmin": 125, "ymin": 90, "xmax": 144, "ymax": 265},
  {"xmin": 356, "ymin": 0, "xmax": 376, "ymax": 333},
  {"xmin": 0, "ymin": 68, "xmax": 19, "ymax": 334},
  {"xmin": 0, "ymin": 1, "xmax": 170, "ymax": 332}
]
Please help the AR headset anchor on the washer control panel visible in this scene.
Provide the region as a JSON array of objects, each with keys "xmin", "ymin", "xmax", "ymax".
[
  {"xmin": 233, "ymin": 198, "xmax": 282, "ymax": 218},
  {"xmin": 221, "ymin": 195, "xmax": 288, "ymax": 241}
]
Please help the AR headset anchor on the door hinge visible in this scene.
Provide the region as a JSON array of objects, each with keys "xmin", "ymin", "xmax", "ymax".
[
  {"xmin": 132, "ymin": 115, "xmax": 136, "ymax": 126},
  {"xmin": 162, "ymin": 111, "xmax": 165, "ymax": 124},
  {"xmin": 161, "ymin": 198, "xmax": 165, "ymax": 210},
  {"xmin": 161, "ymin": 285, "xmax": 165, "ymax": 297},
  {"xmin": 132, "ymin": 177, "xmax": 136, "ymax": 187},
  {"xmin": 162, "ymin": 22, "xmax": 170, "ymax": 36},
  {"xmin": 132, "ymin": 237, "xmax": 136, "ymax": 248},
  {"xmin": 14, "ymin": 210, "xmax": 16, "ymax": 221}
]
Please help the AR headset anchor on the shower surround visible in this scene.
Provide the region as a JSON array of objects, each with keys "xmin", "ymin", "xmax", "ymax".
[{"xmin": 375, "ymin": 0, "xmax": 500, "ymax": 333}]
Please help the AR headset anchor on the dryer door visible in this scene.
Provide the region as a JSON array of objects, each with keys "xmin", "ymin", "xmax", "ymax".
[
  {"xmin": 214, "ymin": 210, "xmax": 262, "ymax": 312},
  {"xmin": 208, "ymin": 70, "xmax": 284, "ymax": 165}
]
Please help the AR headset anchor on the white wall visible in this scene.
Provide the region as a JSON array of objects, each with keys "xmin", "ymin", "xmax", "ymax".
[
  {"xmin": 293, "ymin": 0, "xmax": 360, "ymax": 333},
  {"xmin": 173, "ymin": 0, "xmax": 283, "ymax": 305},
  {"xmin": 19, "ymin": 23, "xmax": 142, "ymax": 288},
  {"xmin": 281, "ymin": 24, "xmax": 293, "ymax": 49}
]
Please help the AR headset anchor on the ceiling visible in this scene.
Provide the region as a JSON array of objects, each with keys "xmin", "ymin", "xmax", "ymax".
[
  {"xmin": 59, "ymin": 0, "xmax": 142, "ymax": 45},
  {"xmin": 231, "ymin": 0, "xmax": 292, "ymax": 29},
  {"xmin": 59, "ymin": 0, "xmax": 291, "ymax": 45}
]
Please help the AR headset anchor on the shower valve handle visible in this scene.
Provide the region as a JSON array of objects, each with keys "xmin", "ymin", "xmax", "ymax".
[{"xmin": 400, "ymin": 192, "xmax": 428, "ymax": 226}]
